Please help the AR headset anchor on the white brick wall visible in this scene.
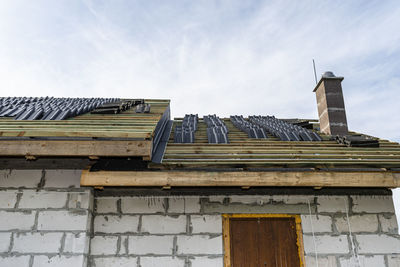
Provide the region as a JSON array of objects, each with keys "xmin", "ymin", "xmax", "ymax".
[
  {"xmin": 88, "ymin": 194, "xmax": 399, "ymax": 267},
  {"xmin": 0, "ymin": 170, "xmax": 93, "ymax": 267}
]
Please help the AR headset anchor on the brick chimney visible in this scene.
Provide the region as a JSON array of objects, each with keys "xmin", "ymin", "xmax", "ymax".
[{"xmin": 313, "ymin": 71, "xmax": 348, "ymax": 135}]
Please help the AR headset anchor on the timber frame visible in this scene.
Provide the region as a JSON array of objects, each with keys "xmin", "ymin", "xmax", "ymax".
[
  {"xmin": 80, "ymin": 170, "xmax": 400, "ymax": 188},
  {"xmin": 222, "ymin": 214, "xmax": 305, "ymax": 267}
]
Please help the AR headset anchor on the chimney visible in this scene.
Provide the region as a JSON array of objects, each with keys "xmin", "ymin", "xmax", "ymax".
[{"xmin": 313, "ymin": 71, "xmax": 348, "ymax": 135}]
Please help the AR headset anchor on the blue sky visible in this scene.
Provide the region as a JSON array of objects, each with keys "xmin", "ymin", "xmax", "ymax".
[{"xmin": 0, "ymin": 0, "xmax": 399, "ymax": 142}]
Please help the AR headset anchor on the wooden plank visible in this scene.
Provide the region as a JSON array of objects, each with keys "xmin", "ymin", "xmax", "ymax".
[
  {"xmin": 0, "ymin": 130, "xmax": 152, "ymax": 138},
  {"xmin": 0, "ymin": 140, "xmax": 152, "ymax": 157},
  {"xmin": 80, "ymin": 170, "xmax": 400, "ymax": 187}
]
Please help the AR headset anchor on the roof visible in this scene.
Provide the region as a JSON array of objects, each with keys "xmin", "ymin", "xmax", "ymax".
[
  {"xmin": 0, "ymin": 98, "xmax": 170, "ymax": 160},
  {"xmin": 150, "ymin": 117, "xmax": 400, "ymax": 170},
  {"xmin": 1, "ymin": 97, "xmax": 399, "ymax": 188}
]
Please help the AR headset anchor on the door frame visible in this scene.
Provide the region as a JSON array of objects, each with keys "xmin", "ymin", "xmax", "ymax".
[{"xmin": 222, "ymin": 214, "xmax": 305, "ymax": 267}]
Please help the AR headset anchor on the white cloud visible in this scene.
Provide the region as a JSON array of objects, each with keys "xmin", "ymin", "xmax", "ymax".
[{"xmin": 0, "ymin": 0, "xmax": 399, "ymax": 141}]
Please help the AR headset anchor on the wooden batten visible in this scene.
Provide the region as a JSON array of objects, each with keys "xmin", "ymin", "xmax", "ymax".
[
  {"xmin": 80, "ymin": 169, "xmax": 400, "ymax": 188},
  {"xmin": 0, "ymin": 140, "xmax": 152, "ymax": 158}
]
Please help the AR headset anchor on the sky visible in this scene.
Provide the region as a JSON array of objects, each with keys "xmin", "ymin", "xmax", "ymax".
[{"xmin": 0, "ymin": 1, "xmax": 399, "ymax": 209}]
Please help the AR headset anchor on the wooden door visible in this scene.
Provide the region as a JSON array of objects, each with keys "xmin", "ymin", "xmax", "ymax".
[{"xmin": 229, "ymin": 217, "xmax": 301, "ymax": 267}]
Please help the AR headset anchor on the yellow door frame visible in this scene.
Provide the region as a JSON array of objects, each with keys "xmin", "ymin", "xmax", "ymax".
[{"xmin": 222, "ymin": 214, "xmax": 305, "ymax": 267}]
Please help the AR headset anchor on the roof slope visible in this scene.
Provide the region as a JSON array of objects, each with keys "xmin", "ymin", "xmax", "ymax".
[
  {"xmin": 0, "ymin": 99, "xmax": 169, "ymax": 139},
  {"xmin": 150, "ymin": 117, "xmax": 400, "ymax": 170}
]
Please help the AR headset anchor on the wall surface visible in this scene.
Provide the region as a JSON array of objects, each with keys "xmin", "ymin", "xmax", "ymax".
[
  {"xmin": 93, "ymin": 194, "xmax": 400, "ymax": 267},
  {"xmin": 1, "ymin": 169, "xmax": 400, "ymax": 267},
  {"xmin": 0, "ymin": 169, "xmax": 92, "ymax": 267}
]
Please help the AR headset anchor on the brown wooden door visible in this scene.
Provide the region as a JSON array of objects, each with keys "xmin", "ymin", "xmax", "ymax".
[{"xmin": 229, "ymin": 217, "xmax": 300, "ymax": 267}]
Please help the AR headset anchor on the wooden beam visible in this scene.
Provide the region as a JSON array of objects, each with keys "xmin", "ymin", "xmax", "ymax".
[
  {"xmin": 0, "ymin": 140, "xmax": 152, "ymax": 157},
  {"xmin": 80, "ymin": 170, "xmax": 400, "ymax": 188}
]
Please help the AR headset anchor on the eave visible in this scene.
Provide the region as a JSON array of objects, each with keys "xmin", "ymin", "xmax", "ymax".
[{"xmin": 80, "ymin": 169, "xmax": 400, "ymax": 188}]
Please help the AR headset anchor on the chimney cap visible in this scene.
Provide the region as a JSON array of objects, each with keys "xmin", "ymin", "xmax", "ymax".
[
  {"xmin": 322, "ymin": 71, "xmax": 336, "ymax": 78},
  {"xmin": 313, "ymin": 71, "xmax": 344, "ymax": 92}
]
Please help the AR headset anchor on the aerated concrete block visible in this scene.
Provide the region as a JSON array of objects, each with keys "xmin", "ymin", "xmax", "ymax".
[
  {"xmin": 96, "ymin": 197, "xmax": 119, "ymax": 213},
  {"xmin": 0, "ymin": 169, "xmax": 42, "ymax": 188},
  {"xmin": 0, "ymin": 210, "xmax": 35, "ymax": 230},
  {"xmin": 32, "ymin": 255, "xmax": 86, "ymax": 267},
  {"xmin": 94, "ymin": 215, "xmax": 139, "ymax": 234},
  {"xmin": 301, "ymin": 215, "xmax": 332, "ymax": 233},
  {"xmin": 12, "ymin": 232, "xmax": 63, "ymax": 253},
  {"xmin": 93, "ymin": 257, "xmax": 137, "ymax": 267},
  {"xmin": 0, "ymin": 190, "xmax": 18, "ymax": 208},
  {"xmin": 356, "ymin": 234, "xmax": 400, "ymax": 253},
  {"xmin": 303, "ymin": 235, "xmax": 349, "ymax": 254},
  {"xmin": 37, "ymin": 210, "xmax": 89, "ymax": 231},
  {"xmin": 339, "ymin": 255, "xmax": 385, "ymax": 267},
  {"xmin": 44, "ymin": 170, "xmax": 81, "ymax": 188},
  {"xmin": 167, "ymin": 197, "xmax": 201, "ymax": 213},
  {"xmin": 128, "ymin": 236, "xmax": 174, "ymax": 255},
  {"xmin": 387, "ymin": 255, "xmax": 400, "ymax": 267},
  {"xmin": 68, "ymin": 191, "xmax": 92, "ymax": 210},
  {"xmin": 121, "ymin": 197, "xmax": 165, "ymax": 214},
  {"xmin": 141, "ymin": 215, "xmax": 186, "ymax": 234},
  {"xmin": 317, "ymin": 196, "xmax": 348, "ymax": 213},
  {"xmin": 190, "ymin": 215, "xmax": 222, "ymax": 234},
  {"xmin": 63, "ymin": 233, "xmax": 89, "ymax": 254},
  {"xmin": 0, "ymin": 256, "xmax": 30, "ymax": 267},
  {"xmin": 140, "ymin": 257, "xmax": 185, "ymax": 267},
  {"xmin": 379, "ymin": 214, "xmax": 399, "ymax": 234},
  {"xmin": 18, "ymin": 190, "xmax": 68, "ymax": 209},
  {"xmin": 335, "ymin": 214, "xmax": 378, "ymax": 233},
  {"xmin": 304, "ymin": 255, "xmax": 336, "ymax": 267},
  {"xmin": 0, "ymin": 233, "xmax": 11, "ymax": 253},
  {"xmin": 90, "ymin": 236, "xmax": 118, "ymax": 255},
  {"xmin": 176, "ymin": 235, "xmax": 223, "ymax": 255},
  {"xmin": 190, "ymin": 256, "xmax": 223, "ymax": 267},
  {"xmin": 352, "ymin": 195, "xmax": 395, "ymax": 213}
]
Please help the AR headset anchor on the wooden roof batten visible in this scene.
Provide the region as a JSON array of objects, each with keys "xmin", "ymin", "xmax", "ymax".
[
  {"xmin": 0, "ymin": 99, "xmax": 171, "ymax": 160},
  {"xmin": 80, "ymin": 116, "xmax": 400, "ymax": 189}
]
